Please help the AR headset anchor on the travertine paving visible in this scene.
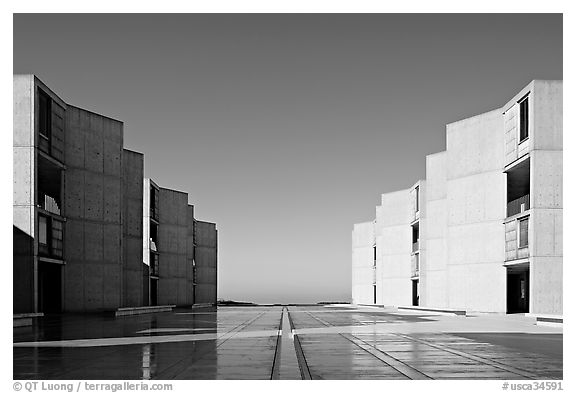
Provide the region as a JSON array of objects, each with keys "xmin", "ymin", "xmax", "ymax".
[{"xmin": 13, "ymin": 305, "xmax": 562, "ymax": 380}]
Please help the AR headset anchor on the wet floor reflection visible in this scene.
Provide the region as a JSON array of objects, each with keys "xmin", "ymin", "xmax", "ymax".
[
  {"xmin": 14, "ymin": 306, "xmax": 283, "ymax": 380},
  {"xmin": 141, "ymin": 344, "xmax": 152, "ymax": 380},
  {"xmin": 13, "ymin": 305, "xmax": 562, "ymax": 380}
]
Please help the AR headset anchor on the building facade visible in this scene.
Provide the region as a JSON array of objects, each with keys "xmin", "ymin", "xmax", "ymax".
[
  {"xmin": 142, "ymin": 180, "xmax": 218, "ymax": 307},
  {"xmin": 13, "ymin": 74, "xmax": 218, "ymax": 314},
  {"xmin": 352, "ymin": 80, "xmax": 562, "ymax": 316}
]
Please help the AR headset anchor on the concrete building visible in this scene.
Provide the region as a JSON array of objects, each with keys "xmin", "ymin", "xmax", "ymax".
[
  {"xmin": 376, "ymin": 188, "xmax": 412, "ymax": 307},
  {"xmin": 352, "ymin": 80, "xmax": 562, "ymax": 316},
  {"xmin": 13, "ymin": 74, "xmax": 218, "ymax": 314},
  {"xmin": 142, "ymin": 179, "xmax": 218, "ymax": 307}
]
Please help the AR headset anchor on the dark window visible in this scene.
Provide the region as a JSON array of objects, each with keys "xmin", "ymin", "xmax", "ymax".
[
  {"xmin": 415, "ymin": 186, "xmax": 419, "ymax": 212},
  {"xmin": 373, "ymin": 246, "xmax": 376, "ymax": 266},
  {"xmin": 519, "ymin": 96, "xmax": 529, "ymax": 142},
  {"xmin": 38, "ymin": 90, "xmax": 51, "ymax": 154},
  {"xmin": 150, "ymin": 221, "xmax": 158, "ymax": 246},
  {"xmin": 518, "ymin": 218, "xmax": 529, "ymax": 248},
  {"xmin": 150, "ymin": 253, "xmax": 159, "ymax": 276},
  {"xmin": 412, "ymin": 224, "xmax": 419, "ymax": 251},
  {"xmin": 150, "ymin": 186, "xmax": 159, "ymax": 220}
]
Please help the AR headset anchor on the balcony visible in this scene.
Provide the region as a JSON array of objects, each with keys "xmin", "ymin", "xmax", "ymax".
[
  {"xmin": 372, "ymin": 266, "xmax": 377, "ymax": 285},
  {"xmin": 412, "ymin": 240, "xmax": 419, "ymax": 253},
  {"xmin": 507, "ymin": 194, "xmax": 530, "ymax": 217}
]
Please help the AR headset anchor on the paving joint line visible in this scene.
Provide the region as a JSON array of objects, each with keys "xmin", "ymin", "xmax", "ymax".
[
  {"xmin": 154, "ymin": 311, "xmax": 269, "ymax": 379},
  {"xmin": 303, "ymin": 311, "xmax": 429, "ymax": 380},
  {"xmin": 287, "ymin": 308, "xmax": 312, "ymax": 380},
  {"xmin": 393, "ymin": 333, "xmax": 539, "ymax": 379},
  {"xmin": 270, "ymin": 308, "xmax": 284, "ymax": 379}
]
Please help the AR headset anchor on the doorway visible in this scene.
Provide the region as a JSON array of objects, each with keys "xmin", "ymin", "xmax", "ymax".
[
  {"xmin": 150, "ymin": 278, "xmax": 158, "ymax": 306},
  {"xmin": 507, "ymin": 266, "xmax": 529, "ymax": 313},
  {"xmin": 38, "ymin": 261, "xmax": 62, "ymax": 313},
  {"xmin": 412, "ymin": 279, "xmax": 419, "ymax": 306}
]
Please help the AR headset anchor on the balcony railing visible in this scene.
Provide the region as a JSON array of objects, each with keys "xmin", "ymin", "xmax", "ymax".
[
  {"xmin": 412, "ymin": 240, "xmax": 419, "ymax": 253},
  {"xmin": 372, "ymin": 266, "xmax": 377, "ymax": 285},
  {"xmin": 507, "ymin": 194, "xmax": 530, "ymax": 217},
  {"xmin": 39, "ymin": 192, "xmax": 61, "ymax": 215}
]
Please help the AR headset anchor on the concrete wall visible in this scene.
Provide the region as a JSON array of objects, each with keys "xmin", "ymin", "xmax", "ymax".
[
  {"xmin": 13, "ymin": 75, "xmax": 36, "ymax": 313},
  {"xmin": 503, "ymin": 80, "xmax": 562, "ymax": 166},
  {"xmin": 195, "ymin": 220, "xmax": 218, "ymax": 304},
  {"xmin": 502, "ymin": 80, "xmax": 563, "ymax": 315},
  {"xmin": 186, "ymin": 205, "xmax": 196, "ymax": 304},
  {"xmin": 158, "ymin": 188, "xmax": 189, "ymax": 306},
  {"xmin": 122, "ymin": 149, "xmax": 144, "ymax": 307},
  {"xmin": 422, "ymin": 152, "xmax": 448, "ymax": 308},
  {"xmin": 532, "ymin": 81, "xmax": 563, "ymax": 151},
  {"xmin": 376, "ymin": 189, "xmax": 412, "ymax": 306},
  {"xmin": 63, "ymin": 106, "xmax": 124, "ymax": 311},
  {"xmin": 529, "ymin": 81, "xmax": 563, "ymax": 315},
  {"xmin": 14, "ymin": 75, "xmax": 69, "ymax": 313},
  {"xmin": 446, "ymin": 109, "xmax": 507, "ymax": 312},
  {"xmin": 351, "ymin": 221, "xmax": 374, "ymax": 304}
]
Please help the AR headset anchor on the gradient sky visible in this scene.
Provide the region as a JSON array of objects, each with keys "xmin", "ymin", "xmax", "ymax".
[{"xmin": 13, "ymin": 14, "xmax": 562, "ymax": 303}]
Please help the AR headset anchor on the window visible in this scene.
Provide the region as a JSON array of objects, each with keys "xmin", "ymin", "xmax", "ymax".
[
  {"xmin": 373, "ymin": 246, "xmax": 376, "ymax": 267},
  {"xmin": 51, "ymin": 219, "xmax": 63, "ymax": 258},
  {"xmin": 150, "ymin": 186, "xmax": 159, "ymax": 220},
  {"xmin": 415, "ymin": 186, "xmax": 420, "ymax": 212},
  {"xmin": 150, "ymin": 253, "xmax": 159, "ymax": 276},
  {"xmin": 518, "ymin": 217, "xmax": 529, "ymax": 248},
  {"xmin": 38, "ymin": 215, "xmax": 48, "ymax": 245},
  {"xmin": 519, "ymin": 96, "xmax": 529, "ymax": 142},
  {"xmin": 38, "ymin": 90, "xmax": 52, "ymax": 140},
  {"xmin": 38, "ymin": 215, "xmax": 63, "ymax": 258}
]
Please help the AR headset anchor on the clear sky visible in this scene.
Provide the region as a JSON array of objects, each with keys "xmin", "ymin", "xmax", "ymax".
[{"xmin": 13, "ymin": 14, "xmax": 562, "ymax": 303}]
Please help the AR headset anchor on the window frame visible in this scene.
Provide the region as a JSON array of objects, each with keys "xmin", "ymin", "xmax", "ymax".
[
  {"xmin": 518, "ymin": 94, "xmax": 529, "ymax": 144},
  {"xmin": 38, "ymin": 89, "xmax": 52, "ymax": 141},
  {"xmin": 518, "ymin": 216, "xmax": 529, "ymax": 249},
  {"xmin": 38, "ymin": 214, "xmax": 49, "ymax": 246}
]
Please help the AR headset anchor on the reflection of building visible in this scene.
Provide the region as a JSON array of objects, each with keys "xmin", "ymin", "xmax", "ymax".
[
  {"xmin": 352, "ymin": 80, "xmax": 562, "ymax": 316},
  {"xmin": 13, "ymin": 74, "xmax": 217, "ymax": 314}
]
